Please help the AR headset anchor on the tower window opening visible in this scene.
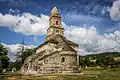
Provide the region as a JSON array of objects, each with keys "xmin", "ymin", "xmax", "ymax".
[
  {"xmin": 61, "ymin": 57, "xmax": 65, "ymax": 62},
  {"xmin": 56, "ymin": 30, "xmax": 59, "ymax": 33},
  {"xmin": 56, "ymin": 21, "xmax": 58, "ymax": 25}
]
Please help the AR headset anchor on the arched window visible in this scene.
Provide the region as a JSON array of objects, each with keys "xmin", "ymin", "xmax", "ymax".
[
  {"xmin": 56, "ymin": 21, "xmax": 58, "ymax": 25},
  {"xmin": 44, "ymin": 59, "xmax": 48, "ymax": 63},
  {"xmin": 35, "ymin": 66, "xmax": 37, "ymax": 71},
  {"xmin": 61, "ymin": 57, "xmax": 65, "ymax": 62}
]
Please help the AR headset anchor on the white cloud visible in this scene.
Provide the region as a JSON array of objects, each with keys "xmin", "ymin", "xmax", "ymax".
[
  {"xmin": 110, "ymin": 0, "xmax": 120, "ymax": 21},
  {"xmin": 1, "ymin": 23, "xmax": 120, "ymax": 57},
  {"xmin": 1, "ymin": 43, "xmax": 35, "ymax": 62},
  {"xmin": 0, "ymin": 12, "xmax": 49, "ymax": 35},
  {"xmin": 8, "ymin": 8, "xmax": 20, "ymax": 13},
  {"xmin": 65, "ymin": 25, "xmax": 120, "ymax": 55},
  {"xmin": 1, "ymin": 8, "xmax": 120, "ymax": 57}
]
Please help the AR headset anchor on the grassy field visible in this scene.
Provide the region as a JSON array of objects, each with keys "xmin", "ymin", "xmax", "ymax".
[{"xmin": 0, "ymin": 68, "xmax": 120, "ymax": 80}]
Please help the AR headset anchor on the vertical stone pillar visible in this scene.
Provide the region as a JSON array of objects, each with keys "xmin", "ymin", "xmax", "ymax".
[{"xmin": 77, "ymin": 54, "xmax": 79, "ymax": 66}]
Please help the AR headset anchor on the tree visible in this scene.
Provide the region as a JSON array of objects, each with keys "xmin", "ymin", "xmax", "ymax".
[
  {"xmin": 15, "ymin": 39, "xmax": 35, "ymax": 70},
  {"xmin": 84, "ymin": 57, "xmax": 90, "ymax": 67},
  {"xmin": 104, "ymin": 57, "xmax": 115, "ymax": 68},
  {"xmin": 20, "ymin": 48, "xmax": 35, "ymax": 64},
  {"xmin": 18, "ymin": 48, "xmax": 35, "ymax": 65},
  {"xmin": 15, "ymin": 48, "xmax": 35, "ymax": 70},
  {"xmin": 15, "ymin": 40, "xmax": 25, "ymax": 63},
  {"xmin": 96, "ymin": 59, "xmax": 104, "ymax": 67},
  {"xmin": 0, "ymin": 43, "xmax": 9, "ymax": 72}
]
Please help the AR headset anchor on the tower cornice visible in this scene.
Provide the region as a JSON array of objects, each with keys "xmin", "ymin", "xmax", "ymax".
[{"xmin": 47, "ymin": 26, "xmax": 64, "ymax": 31}]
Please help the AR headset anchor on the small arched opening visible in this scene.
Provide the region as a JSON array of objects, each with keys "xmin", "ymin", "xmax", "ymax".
[
  {"xmin": 56, "ymin": 21, "xmax": 58, "ymax": 25},
  {"xmin": 24, "ymin": 64, "xmax": 28, "ymax": 71},
  {"xmin": 56, "ymin": 30, "xmax": 59, "ymax": 33},
  {"xmin": 61, "ymin": 57, "xmax": 65, "ymax": 62}
]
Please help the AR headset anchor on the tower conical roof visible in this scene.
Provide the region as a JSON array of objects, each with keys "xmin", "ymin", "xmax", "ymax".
[
  {"xmin": 50, "ymin": 6, "xmax": 60, "ymax": 17},
  {"xmin": 51, "ymin": 6, "xmax": 59, "ymax": 14}
]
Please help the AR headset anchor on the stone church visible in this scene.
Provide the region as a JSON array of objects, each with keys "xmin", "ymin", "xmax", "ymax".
[{"xmin": 21, "ymin": 6, "xmax": 79, "ymax": 74}]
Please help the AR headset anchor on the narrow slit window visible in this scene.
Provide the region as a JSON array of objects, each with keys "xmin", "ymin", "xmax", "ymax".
[{"xmin": 56, "ymin": 21, "xmax": 58, "ymax": 25}]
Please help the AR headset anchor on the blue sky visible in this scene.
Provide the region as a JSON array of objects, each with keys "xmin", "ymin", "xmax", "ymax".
[
  {"xmin": 0, "ymin": 0, "xmax": 116, "ymax": 45},
  {"xmin": 0, "ymin": 0, "xmax": 120, "ymax": 61}
]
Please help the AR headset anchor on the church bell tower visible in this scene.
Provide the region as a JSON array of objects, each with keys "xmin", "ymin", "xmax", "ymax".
[{"xmin": 46, "ymin": 6, "xmax": 64, "ymax": 41}]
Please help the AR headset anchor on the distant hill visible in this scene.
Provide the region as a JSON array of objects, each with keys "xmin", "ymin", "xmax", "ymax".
[
  {"xmin": 82, "ymin": 52, "xmax": 120, "ymax": 59},
  {"xmin": 79, "ymin": 52, "xmax": 120, "ymax": 68}
]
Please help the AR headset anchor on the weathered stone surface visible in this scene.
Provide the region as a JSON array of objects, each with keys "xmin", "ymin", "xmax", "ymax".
[{"xmin": 21, "ymin": 6, "xmax": 79, "ymax": 75}]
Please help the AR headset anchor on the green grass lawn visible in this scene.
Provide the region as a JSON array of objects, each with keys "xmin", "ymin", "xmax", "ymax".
[{"xmin": 0, "ymin": 68, "xmax": 120, "ymax": 80}]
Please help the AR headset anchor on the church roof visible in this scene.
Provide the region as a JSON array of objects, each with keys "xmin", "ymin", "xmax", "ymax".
[
  {"xmin": 50, "ymin": 34, "xmax": 78, "ymax": 46},
  {"xmin": 36, "ymin": 38, "xmax": 59, "ymax": 50},
  {"xmin": 36, "ymin": 34, "xmax": 78, "ymax": 52}
]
